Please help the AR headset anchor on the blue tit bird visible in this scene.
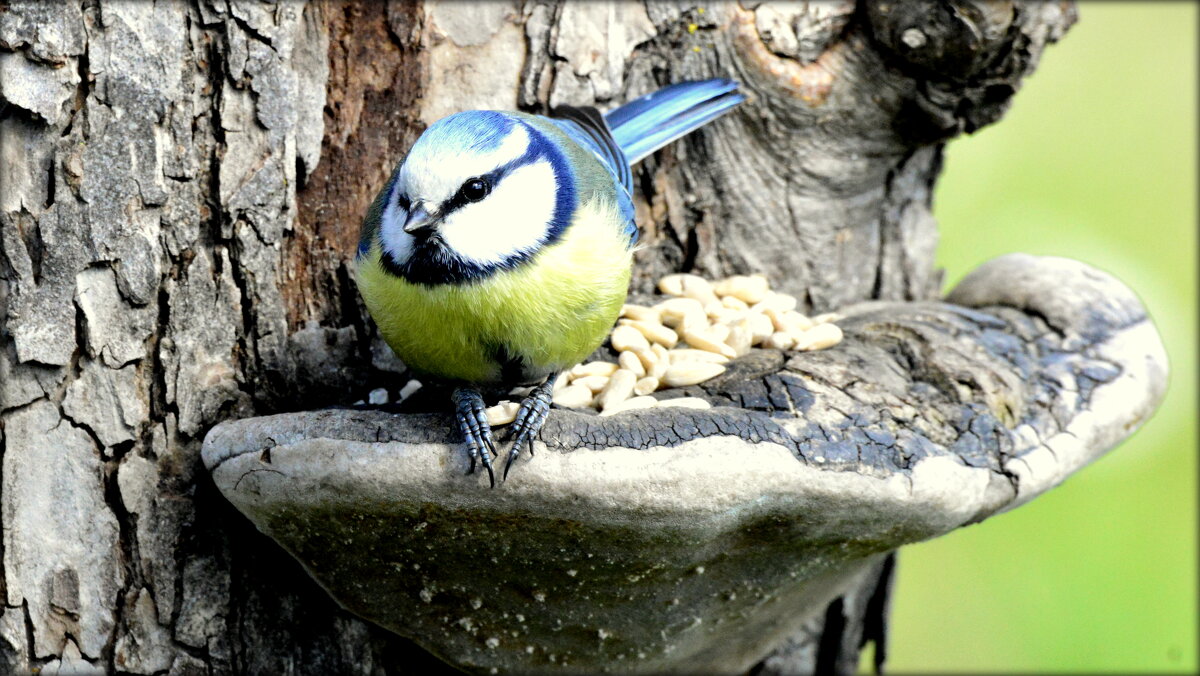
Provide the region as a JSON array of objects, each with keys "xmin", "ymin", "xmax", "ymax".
[{"xmin": 354, "ymin": 79, "xmax": 745, "ymax": 486}]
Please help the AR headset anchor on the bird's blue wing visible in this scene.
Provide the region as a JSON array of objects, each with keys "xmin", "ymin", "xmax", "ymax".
[
  {"xmin": 545, "ymin": 79, "xmax": 744, "ymax": 246},
  {"xmin": 549, "ymin": 105, "xmax": 634, "ymax": 193},
  {"xmin": 547, "ymin": 106, "xmax": 638, "ymax": 244},
  {"xmin": 605, "ymin": 79, "xmax": 745, "ymax": 165}
]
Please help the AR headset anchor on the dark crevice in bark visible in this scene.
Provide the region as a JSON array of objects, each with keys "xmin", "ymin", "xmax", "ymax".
[
  {"xmin": 227, "ymin": 230, "xmax": 269, "ymax": 409},
  {"xmin": 101, "ymin": 452, "xmax": 139, "ymax": 671},
  {"xmin": 228, "ymin": 12, "xmax": 274, "ymax": 50},
  {"xmin": 681, "ymin": 222, "xmax": 701, "ymax": 273},
  {"xmin": 148, "ymin": 281, "xmax": 174, "ymax": 424},
  {"xmin": 68, "ymin": 35, "xmax": 91, "ymax": 138},
  {"xmin": 517, "ymin": 0, "xmax": 560, "ymax": 114},
  {"xmin": 814, "ymin": 597, "xmax": 847, "ymax": 674},
  {"xmin": 43, "ymin": 155, "xmax": 56, "ymax": 209},
  {"xmin": 21, "ymin": 602, "xmax": 41, "ymax": 668},
  {"xmin": 293, "ymin": 153, "xmax": 307, "ymax": 191},
  {"xmin": 860, "ymin": 553, "xmax": 895, "ymax": 673},
  {"xmin": 203, "ymin": 17, "xmax": 265, "ymax": 415}
]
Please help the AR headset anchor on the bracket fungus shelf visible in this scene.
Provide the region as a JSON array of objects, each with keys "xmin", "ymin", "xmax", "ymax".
[{"xmin": 202, "ymin": 255, "xmax": 1166, "ymax": 674}]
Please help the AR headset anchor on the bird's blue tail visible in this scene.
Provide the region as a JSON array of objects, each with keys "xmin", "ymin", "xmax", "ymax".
[{"xmin": 605, "ymin": 79, "xmax": 745, "ymax": 165}]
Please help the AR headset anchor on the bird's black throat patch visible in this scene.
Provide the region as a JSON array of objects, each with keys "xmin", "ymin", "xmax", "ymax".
[{"xmin": 380, "ymin": 231, "xmax": 508, "ymax": 286}]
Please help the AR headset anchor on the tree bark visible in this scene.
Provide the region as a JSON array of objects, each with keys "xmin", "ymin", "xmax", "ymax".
[{"xmin": 0, "ymin": 1, "xmax": 1074, "ymax": 673}]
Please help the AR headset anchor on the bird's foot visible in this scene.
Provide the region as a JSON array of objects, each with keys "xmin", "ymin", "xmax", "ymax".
[
  {"xmin": 451, "ymin": 387, "xmax": 497, "ymax": 488},
  {"xmin": 505, "ymin": 375, "xmax": 557, "ymax": 480}
]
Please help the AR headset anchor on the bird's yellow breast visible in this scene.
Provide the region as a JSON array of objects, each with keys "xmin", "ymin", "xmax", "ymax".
[{"xmin": 355, "ymin": 200, "xmax": 633, "ymax": 385}]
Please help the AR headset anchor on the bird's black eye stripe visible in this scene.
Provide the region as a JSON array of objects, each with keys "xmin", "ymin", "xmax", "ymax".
[{"xmin": 459, "ymin": 177, "xmax": 491, "ymax": 202}]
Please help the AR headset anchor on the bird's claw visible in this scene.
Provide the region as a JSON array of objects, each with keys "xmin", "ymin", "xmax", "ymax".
[
  {"xmin": 504, "ymin": 376, "xmax": 556, "ymax": 480},
  {"xmin": 452, "ymin": 388, "xmax": 497, "ymax": 488}
]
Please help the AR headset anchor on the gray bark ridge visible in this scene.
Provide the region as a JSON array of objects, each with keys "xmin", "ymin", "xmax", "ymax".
[
  {"xmin": 1, "ymin": 0, "xmax": 1079, "ymax": 673},
  {"xmin": 200, "ymin": 254, "xmax": 1168, "ymax": 675},
  {"xmin": 0, "ymin": 2, "xmax": 344, "ymax": 672}
]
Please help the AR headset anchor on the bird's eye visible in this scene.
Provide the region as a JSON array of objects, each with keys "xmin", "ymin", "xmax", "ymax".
[{"xmin": 459, "ymin": 177, "xmax": 490, "ymax": 202}]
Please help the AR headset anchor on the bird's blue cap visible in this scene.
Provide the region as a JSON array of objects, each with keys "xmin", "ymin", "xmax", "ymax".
[{"xmin": 412, "ymin": 110, "xmax": 519, "ymax": 157}]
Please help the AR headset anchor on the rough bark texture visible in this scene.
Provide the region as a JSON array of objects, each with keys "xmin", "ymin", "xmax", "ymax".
[{"xmin": 0, "ymin": 1, "xmax": 1074, "ymax": 673}]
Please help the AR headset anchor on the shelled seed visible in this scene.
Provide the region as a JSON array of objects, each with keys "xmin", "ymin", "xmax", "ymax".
[
  {"xmin": 623, "ymin": 319, "xmax": 678, "ymax": 348},
  {"xmin": 763, "ymin": 331, "xmax": 796, "ymax": 350},
  {"xmin": 655, "ymin": 298, "xmax": 705, "ymax": 328},
  {"xmin": 707, "ymin": 306, "xmax": 739, "ymax": 326},
  {"xmin": 764, "ymin": 308, "xmax": 789, "ymax": 332},
  {"xmin": 596, "ymin": 369, "xmax": 638, "ymax": 411},
  {"xmin": 752, "ymin": 292, "xmax": 798, "ymax": 313},
  {"xmin": 630, "ymin": 346, "xmax": 658, "ymax": 373},
  {"xmin": 668, "ymin": 349, "xmax": 730, "ymax": 364},
  {"xmin": 794, "ymin": 322, "xmax": 844, "ymax": 351},
  {"xmin": 662, "ymin": 362, "xmax": 726, "ymax": 387},
  {"xmin": 571, "ymin": 361, "xmax": 618, "ymax": 379},
  {"xmin": 784, "ymin": 310, "xmax": 814, "ymax": 332},
  {"xmin": 727, "ymin": 324, "xmax": 753, "ymax": 357},
  {"xmin": 553, "ymin": 372, "xmax": 572, "ymax": 391},
  {"xmin": 485, "ymin": 401, "xmax": 520, "ymax": 426},
  {"xmin": 552, "ymin": 384, "xmax": 594, "ymax": 409},
  {"xmin": 680, "ymin": 275, "xmax": 719, "ymax": 305},
  {"xmin": 714, "ymin": 275, "xmax": 769, "ymax": 304},
  {"xmin": 620, "ymin": 304, "xmax": 660, "ymax": 322},
  {"xmin": 599, "ymin": 395, "xmax": 659, "ymax": 416},
  {"xmin": 721, "ymin": 295, "xmax": 750, "ymax": 311},
  {"xmin": 611, "ymin": 324, "xmax": 650, "ymax": 352},
  {"xmin": 633, "ymin": 376, "xmax": 659, "ymax": 396},
  {"xmin": 618, "ymin": 350, "xmax": 646, "ymax": 377},
  {"xmin": 769, "ymin": 309, "xmax": 813, "ymax": 335},
  {"xmin": 681, "ymin": 328, "xmax": 737, "ymax": 358},
  {"xmin": 574, "ymin": 375, "xmax": 611, "ymax": 393},
  {"xmin": 747, "ymin": 313, "xmax": 774, "ymax": 345},
  {"xmin": 812, "ymin": 312, "xmax": 844, "ymax": 324},
  {"xmin": 657, "ymin": 274, "xmax": 687, "ymax": 296},
  {"xmin": 648, "ymin": 344, "xmax": 670, "ymax": 379},
  {"xmin": 397, "ymin": 379, "xmax": 423, "ymax": 404}
]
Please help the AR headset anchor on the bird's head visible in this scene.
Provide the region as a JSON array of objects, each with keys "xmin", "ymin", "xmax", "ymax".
[{"xmin": 366, "ymin": 111, "xmax": 574, "ymax": 284}]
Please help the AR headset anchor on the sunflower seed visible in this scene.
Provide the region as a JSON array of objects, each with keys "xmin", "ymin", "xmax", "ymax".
[
  {"xmin": 485, "ymin": 400, "xmax": 520, "ymax": 426},
  {"xmin": 633, "ymin": 376, "xmax": 660, "ymax": 396},
  {"xmin": 598, "ymin": 395, "xmax": 659, "ymax": 416},
  {"xmin": 662, "ymin": 362, "xmax": 726, "ymax": 387},
  {"xmin": 552, "ymin": 384, "xmax": 594, "ymax": 409},
  {"xmin": 619, "ymin": 350, "xmax": 646, "ymax": 377},
  {"xmin": 596, "ymin": 369, "xmax": 639, "ymax": 411}
]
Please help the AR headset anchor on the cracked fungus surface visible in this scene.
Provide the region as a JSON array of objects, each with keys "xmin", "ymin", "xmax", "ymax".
[{"xmin": 256, "ymin": 296, "xmax": 1123, "ymax": 482}]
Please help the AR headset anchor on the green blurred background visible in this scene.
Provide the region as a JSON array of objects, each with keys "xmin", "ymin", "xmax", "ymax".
[{"xmin": 886, "ymin": 3, "xmax": 1197, "ymax": 673}]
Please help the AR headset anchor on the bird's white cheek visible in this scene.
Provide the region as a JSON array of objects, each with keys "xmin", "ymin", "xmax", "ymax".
[
  {"xmin": 378, "ymin": 201, "xmax": 414, "ymax": 264},
  {"xmin": 439, "ymin": 161, "xmax": 558, "ymax": 267}
]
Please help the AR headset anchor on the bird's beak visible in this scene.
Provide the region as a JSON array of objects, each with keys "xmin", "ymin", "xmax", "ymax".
[{"xmin": 403, "ymin": 203, "xmax": 438, "ymax": 234}]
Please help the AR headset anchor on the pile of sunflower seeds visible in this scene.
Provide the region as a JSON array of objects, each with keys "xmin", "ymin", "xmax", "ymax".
[{"xmin": 484, "ymin": 273, "xmax": 843, "ymax": 423}]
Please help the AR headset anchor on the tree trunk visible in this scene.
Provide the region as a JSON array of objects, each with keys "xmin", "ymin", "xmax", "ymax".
[{"xmin": 0, "ymin": 1, "xmax": 1074, "ymax": 673}]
